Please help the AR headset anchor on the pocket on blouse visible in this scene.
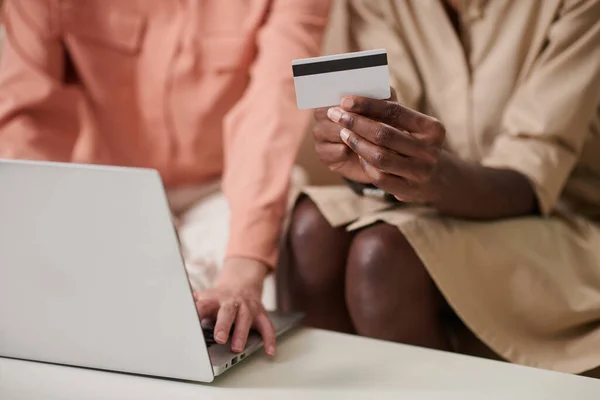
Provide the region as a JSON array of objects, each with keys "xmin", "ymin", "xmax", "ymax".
[{"xmin": 60, "ymin": 0, "xmax": 146, "ymax": 55}]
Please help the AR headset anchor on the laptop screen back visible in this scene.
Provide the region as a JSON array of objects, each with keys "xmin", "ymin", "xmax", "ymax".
[{"xmin": 0, "ymin": 161, "xmax": 214, "ymax": 382}]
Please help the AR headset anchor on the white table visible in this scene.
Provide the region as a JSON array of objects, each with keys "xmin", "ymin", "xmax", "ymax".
[{"xmin": 1, "ymin": 328, "xmax": 599, "ymax": 400}]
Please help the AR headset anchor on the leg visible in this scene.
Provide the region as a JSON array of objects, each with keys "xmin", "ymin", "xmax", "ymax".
[
  {"xmin": 175, "ymin": 188, "xmax": 229, "ymax": 292},
  {"xmin": 345, "ymin": 223, "xmax": 451, "ymax": 350},
  {"xmin": 283, "ymin": 196, "xmax": 356, "ymax": 333}
]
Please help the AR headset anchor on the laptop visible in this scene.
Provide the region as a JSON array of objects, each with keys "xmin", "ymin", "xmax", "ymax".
[{"xmin": 0, "ymin": 159, "xmax": 303, "ymax": 382}]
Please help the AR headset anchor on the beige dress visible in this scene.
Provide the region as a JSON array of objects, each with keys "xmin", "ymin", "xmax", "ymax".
[{"xmin": 305, "ymin": 0, "xmax": 600, "ymax": 374}]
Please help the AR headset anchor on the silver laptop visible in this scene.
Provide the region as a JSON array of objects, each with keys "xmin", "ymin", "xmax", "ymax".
[{"xmin": 0, "ymin": 160, "xmax": 302, "ymax": 382}]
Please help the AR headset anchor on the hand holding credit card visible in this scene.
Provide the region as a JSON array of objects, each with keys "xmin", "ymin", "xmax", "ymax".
[
  {"xmin": 292, "ymin": 49, "xmax": 391, "ymax": 110},
  {"xmin": 301, "ymin": 48, "xmax": 447, "ymax": 205}
]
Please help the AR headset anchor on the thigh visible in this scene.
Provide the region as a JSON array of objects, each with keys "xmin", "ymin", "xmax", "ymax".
[
  {"xmin": 279, "ymin": 196, "xmax": 356, "ymax": 303},
  {"xmin": 287, "ymin": 197, "xmax": 355, "ymax": 285},
  {"xmin": 175, "ymin": 189, "xmax": 284, "ymax": 310},
  {"xmin": 280, "ymin": 195, "xmax": 357, "ymax": 331},
  {"xmin": 174, "ymin": 166, "xmax": 309, "ymax": 266},
  {"xmin": 176, "ymin": 169, "xmax": 307, "ymax": 309},
  {"xmin": 176, "ymin": 190, "xmax": 230, "ymax": 292},
  {"xmin": 345, "ymin": 223, "xmax": 451, "ymax": 349},
  {"xmin": 366, "ymin": 207, "xmax": 600, "ymax": 374},
  {"xmin": 345, "ymin": 221, "xmax": 502, "ymax": 355}
]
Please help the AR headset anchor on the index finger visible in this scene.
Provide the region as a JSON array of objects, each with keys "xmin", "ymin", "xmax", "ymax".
[
  {"xmin": 213, "ymin": 302, "xmax": 238, "ymax": 344},
  {"xmin": 195, "ymin": 298, "xmax": 220, "ymax": 320},
  {"xmin": 340, "ymin": 96, "xmax": 429, "ymax": 133}
]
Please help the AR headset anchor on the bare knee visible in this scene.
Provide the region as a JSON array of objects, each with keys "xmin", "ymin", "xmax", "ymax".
[
  {"xmin": 289, "ymin": 197, "xmax": 329, "ymax": 250},
  {"xmin": 345, "ymin": 224, "xmax": 437, "ymax": 334},
  {"xmin": 346, "ymin": 224, "xmax": 420, "ymax": 285},
  {"xmin": 288, "ymin": 197, "xmax": 350, "ymax": 290}
]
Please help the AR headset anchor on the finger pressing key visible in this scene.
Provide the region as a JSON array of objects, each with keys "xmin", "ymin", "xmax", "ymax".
[
  {"xmin": 231, "ymin": 304, "xmax": 253, "ymax": 353},
  {"xmin": 214, "ymin": 302, "xmax": 238, "ymax": 344}
]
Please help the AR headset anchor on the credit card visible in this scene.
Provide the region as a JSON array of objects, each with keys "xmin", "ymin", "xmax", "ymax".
[{"xmin": 292, "ymin": 49, "xmax": 390, "ymax": 110}]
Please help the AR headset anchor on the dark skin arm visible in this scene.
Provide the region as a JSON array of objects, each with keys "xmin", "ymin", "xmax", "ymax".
[
  {"xmin": 317, "ymin": 96, "xmax": 537, "ymax": 220},
  {"xmin": 427, "ymin": 152, "xmax": 538, "ymax": 220}
]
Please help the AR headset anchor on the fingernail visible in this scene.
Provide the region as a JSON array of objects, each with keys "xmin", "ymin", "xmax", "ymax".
[
  {"xmin": 340, "ymin": 128, "xmax": 350, "ymax": 143},
  {"xmin": 341, "ymin": 97, "xmax": 354, "ymax": 109},
  {"xmin": 358, "ymin": 156, "xmax": 367, "ymax": 168},
  {"xmin": 327, "ymin": 107, "xmax": 343, "ymax": 122},
  {"xmin": 233, "ymin": 339, "xmax": 243, "ymax": 352},
  {"xmin": 216, "ymin": 331, "xmax": 227, "ymax": 343},
  {"xmin": 267, "ymin": 346, "xmax": 276, "ymax": 356}
]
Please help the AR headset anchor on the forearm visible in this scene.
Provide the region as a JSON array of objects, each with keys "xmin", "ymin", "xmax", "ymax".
[
  {"xmin": 224, "ymin": 201, "xmax": 287, "ymax": 268},
  {"xmin": 223, "ymin": 0, "xmax": 329, "ymax": 265},
  {"xmin": 431, "ymin": 151, "xmax": 538, "ymax": 220}
]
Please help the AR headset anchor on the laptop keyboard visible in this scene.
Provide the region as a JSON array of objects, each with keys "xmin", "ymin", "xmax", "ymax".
[
  {"xmin": 202, "ymin": 327, "xmax": 217, "ymax": 347},
  {"xmin": 202, "ymin": 324, "xmax": 259, "ymax": 348}
]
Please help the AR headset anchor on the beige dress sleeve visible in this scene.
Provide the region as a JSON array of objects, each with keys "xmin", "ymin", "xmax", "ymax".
[{"xmin": 482, "ymin": 0, "xmax": 600, "ymax": 215}]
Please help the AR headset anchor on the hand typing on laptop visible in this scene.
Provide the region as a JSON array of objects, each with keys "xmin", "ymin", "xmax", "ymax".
[{"xmin": 193, "ymin": 258, "xmax": 277, "ymax": 356}]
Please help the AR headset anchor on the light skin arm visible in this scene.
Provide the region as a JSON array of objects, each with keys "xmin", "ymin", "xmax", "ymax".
[{"xmin": 194, "ymin": 0, "xmax": 331, "ymax": 357}]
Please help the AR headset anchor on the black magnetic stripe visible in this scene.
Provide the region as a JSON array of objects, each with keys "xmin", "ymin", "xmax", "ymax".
[{"xmin": 292, "ymin": 53, "xmax": 388, "ymax": 77}]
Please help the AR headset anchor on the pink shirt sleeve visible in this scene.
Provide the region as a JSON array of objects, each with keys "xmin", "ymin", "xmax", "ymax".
[
  {"xmin": 222, "ymin": 0, "xmax": 331, "ymax": 267},
  {"xmin": 0, "ymin": 0, "xmax": 86, "ymax": 161}
]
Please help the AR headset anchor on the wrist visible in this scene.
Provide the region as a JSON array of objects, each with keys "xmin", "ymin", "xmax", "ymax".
[
  {"xmin": 216, "ymin": 257, "xmax": 269, "ymax": 288},
  {"xmin": 427, "ymin": 150, "xmax": 458, "ymax": 208}
]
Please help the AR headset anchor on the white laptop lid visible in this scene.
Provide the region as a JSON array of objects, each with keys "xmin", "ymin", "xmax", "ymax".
[{"xmin": 0, "ymin": 160, "xmax": 214, "ymax": 382}]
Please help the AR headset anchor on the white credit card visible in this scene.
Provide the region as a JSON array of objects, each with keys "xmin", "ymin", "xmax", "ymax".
[{"xmin": 292, "ymin": 49, "xmax": 391, "ymax": 110}]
